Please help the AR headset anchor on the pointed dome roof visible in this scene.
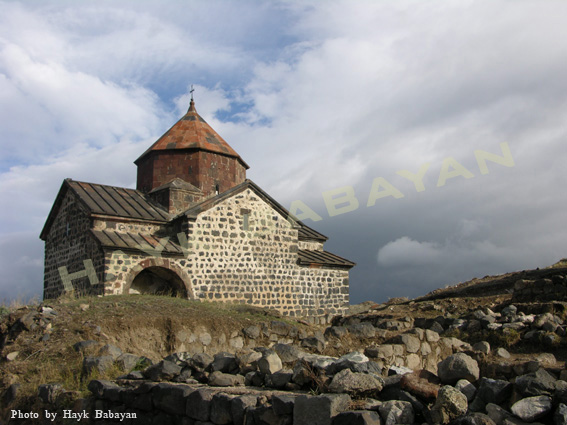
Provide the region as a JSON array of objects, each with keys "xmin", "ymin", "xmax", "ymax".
[{"xmin": 135, "ymin": 100, "xmax": 249, "ymax": 168}]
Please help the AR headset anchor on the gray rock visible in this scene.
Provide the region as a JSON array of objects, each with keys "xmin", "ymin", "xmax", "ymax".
[
  {"xmin": 429, "ymin": 321, "xmax": 445, "ymax": 333},
  {"xmin": 211, "ymin": 352, "xmax": 239, "ymax": 373},
  {"xmin": 332, "ymin": 410, "xmax": 382, "ymax": 425},
  {"xmin": 185, "ymin": 387, "xmax": 215, "ymax": 421},
  {"xmin": 97, "ymin": 344, "xmax": 123, "ymax": 360},
  {"xmin": 3, "ymin": 383, "xmax": 20, "ymax": 405},
  {"xmin": 231, "ymin": 395, "xmax": 258, "ymax": 425},
  {"xmin": 426, "ymin": 329, "xmax": 441, "ymax": 342},
  {"xmin": 272, "ymin": 394, "xmax": 296, "ymax": 416},
  {"xmin": 265, "ymin": 370, "xmax": 293, "ymax": 389},
  {"xmin": 486, "ymin": 403, "xmax": 513, "ymax": 424},
  {"xmin": 257, "ymin": 350, "xmax": 283, "ymax": 374},
  {"xmin": 87, "ymin": 379, "xmax": 119, "ymax": 398},
  {"xmin": 236, "ymin": 350, "xmax": 262, "ymax": 374},
  {"xmin": 476, "ymin": 377, "xmax": 513, "ymax": 405},
  {"xmin": 151, "ymin": 383, "xmax": 193, "ymax": 416},
  {"xmin": 326, "ymin": 351, "xmax": 370, "ymax": 374},
  {"xmin": 348, "ymin": 322, "xmax": 376, "ymax": 339},
  {"xmin": 510, "ymin": 395, "xmax": 552, "ymax": 422},
  {"xmin": 273, "ymin": 343, "xmax": 306, "ymax": 364},
  {"xmin": 515, "ymin": 368, "xmax": 557, "ymax": 397},
  {"xmin": 252, "ymin": 405, "xmax": 290, "ymax": 425},
  {"xmin": 496, "ymin": 347, "xmax": 511, "ymax": 359},
  {"xmin": 455, "ymin": 379, "xmax": 477, "ymax": 402},
  {"xmin": 120, "ymin": 370, "xmax": 145, "ymax": 380},
  {"xmin": 378, "ymin": 400, "xmax": 414, "ymax": 425},
  {"xmin": 189, "ymin": 352, "xmax": 214, "ymax": 371},
  {"xmin": 393, "ymin": 334, "xmax": 421, "ymax": 354},
  {"xmin": 38, "ymin": 383, "xmax": 64, "ymax": 404},
  {"xmin": 555, "ymin": 403, "xmax": 567, "ymax": 425},
  {"xmin": 165, "ymin": 365, "xmax": 190, "ymax": 383},
  {"xmin": 554, "ymin": 380, "xmax": 567, "ymax": 404},
  {"xmin": 115, "ymin": 353, "xmax": 141, "ymax": 371},
  {"xmin": 271, "ymin": 320, "xmax": 292, "ymax": 336},
  {"xmin": 211, "ymin": 393, "xmax": 236, "ymax": 425},
  {"xmin": 144, "ymin": 360, "xmax": 182, "ymax": 381},
  {"xmin": 208, "ymin": 371, "xmax": 245, "ymax": 387},
  {"xmin": 325, "ymin": 326, "xmax": 348, "ymax": 339},
  {"xmin": 82, "ymin": 355, "xmax": 114, "ymax": 375},
  {"xmin": 438, "ymin": 353, "xmax": 480, "ymax": 384},
  {"xmin": 294, "ymin": 394, "xmax": 351, "ymax": 425},
  {"xmin": 502, "ymin": 305, "xmax": 518, "ymax": 317},
  {"xmin": 301, "ymin": 336, "xmax": 326, "ymax": 353},
  {"xmin": 328, "ymin": 368, "xmax": 384, "ymax": 394},
  {"xmin": 430, "ymin": 385, "xmax": 468, "ymax": 425},
  {"xmin": 245, "ymin": 370, "xmax": 264, "ymax": 387},
  {"xmin": 243, "ymin": 325, "xmax": 261, "ymax": 339},
  {"xmin": 472, "ymin": 341, "xmax": 491, "ymax": 355}
]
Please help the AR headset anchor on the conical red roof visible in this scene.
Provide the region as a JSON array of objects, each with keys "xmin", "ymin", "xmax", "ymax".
[{"xmin": 135, "ymin": 100, "xmax": 248, "ymax": 168}]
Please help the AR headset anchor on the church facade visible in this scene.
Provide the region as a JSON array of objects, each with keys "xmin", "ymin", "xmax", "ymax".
[{"xmin": 40, "ymin": 99, "xmax": 354, "ymax": 318}]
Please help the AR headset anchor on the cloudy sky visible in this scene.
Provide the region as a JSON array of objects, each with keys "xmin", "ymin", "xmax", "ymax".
[{"xmin": 1, "ymin": 0, "xmax": 567, "ymax": 304}]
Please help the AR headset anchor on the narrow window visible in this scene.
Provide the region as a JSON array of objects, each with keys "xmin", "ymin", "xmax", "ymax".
[{"xmin": 215, "ymin": 184, "xmax": 220, "ymax": 195}]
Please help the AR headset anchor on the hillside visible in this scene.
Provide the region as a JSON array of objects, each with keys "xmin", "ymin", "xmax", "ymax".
[{"xmin": 2, "ymin": 260, "xmax": 567, "ymax": 424}]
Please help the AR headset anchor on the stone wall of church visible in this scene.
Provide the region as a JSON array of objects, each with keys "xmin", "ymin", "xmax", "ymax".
[
  {"xmin": 182, "ymin": 188, "xmax": 349, "ymax": 317},
  {"xmin": 43, "ymin": 192, "xmax": 105, "ymax": 299},
  {"xmin": 100, "ymin": 188, "xmax": 349, "ymax": 317}
]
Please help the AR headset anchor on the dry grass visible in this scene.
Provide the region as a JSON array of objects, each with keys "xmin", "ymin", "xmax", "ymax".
[{"xmin": 0, "ymin": 294, "xmax": 310, "ymax": 421}]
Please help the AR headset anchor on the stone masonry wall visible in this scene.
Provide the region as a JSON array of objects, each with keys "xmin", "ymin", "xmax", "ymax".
[
  {"xmin": 100, "ymin": 188, "xmax": 349, "ymax": 318},
  {"xmin": 43, "ymin": 192, "xmax": 105, "ymax": 299},
  {"xmin": 185, "ymin": 188, "xmax": 349, "ymax": 317},
  {"xmin": 513, "ymin": 273, "xmax": 567, "ymax": 302}
]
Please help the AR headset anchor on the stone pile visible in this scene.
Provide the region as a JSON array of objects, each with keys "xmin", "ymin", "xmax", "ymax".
[{"xmin": 76, "ymin": 346, "xmax": 567, "ymax": 424}]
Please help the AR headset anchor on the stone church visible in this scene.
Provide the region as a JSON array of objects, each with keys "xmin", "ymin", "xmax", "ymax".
[{"xmin": 40, "ymin": 98, "xmax": 354, "ymax": 317}]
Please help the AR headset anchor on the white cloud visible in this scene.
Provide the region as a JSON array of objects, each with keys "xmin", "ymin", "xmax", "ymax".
[{"xmin": 2, "ymin": 0, "xmax": 567, "ymax": 303}]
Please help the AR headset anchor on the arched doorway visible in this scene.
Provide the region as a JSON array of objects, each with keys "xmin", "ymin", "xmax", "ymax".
[{"xmin": 129, "ymin": 266, "xmax": 188, "ymax": 297}]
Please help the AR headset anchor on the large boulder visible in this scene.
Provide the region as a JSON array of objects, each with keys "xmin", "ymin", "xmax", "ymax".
[
  {"xmin": 188, "ymin": 352, "xmax": 214, "ymax": 371},
  {"xmin": 208, "ymin": 371, "xmax": 245, "ymax": 387},
  {"xmin": 476, "ymin": 377, "xmax": 513, "ymax": 405},
  {"xmin": 257, "ymin": 350, "xmax": 283, "ymax": 375},
  {"xmin": 378, "ymin": 400, "xmax": 414, "ymax": 425},
  {"xmin": 429, "ymin": 385, "xmax": 468, "ymax": 425},
  {"xmin": 515, "ymin": 368, "xmax": 557, "ymax": 397},
  {"xmin": 437, "ymin": 353, "xmax": 480, "ymax": 384},
  {"xmin": 210, "ymin": 352, "xmax": 239, "ymax": 374},
  {"xmin": 555, "ymin": 403, "xmax": 567, "ymax": 425},
  {"xmin": 144, "ymin": 360, "xmax": 182, "ymax": 382},
  {"xmin": 294, "ymin": 394, "xmax": 351, "ymax": 425},
  {"xmin": 82, "ymin": 356, "xmax": 114, "ymax": 375},
  {"xmin": 273, "ymin": 343, "xmax": 306, "ymax": 364},
  {"xmin": 510, "ymin": 395, "xmax": 553, "ymax": 422},
  {"xmin": 328, "ymin": 368, "xmax": 383, "ymax": 394}
]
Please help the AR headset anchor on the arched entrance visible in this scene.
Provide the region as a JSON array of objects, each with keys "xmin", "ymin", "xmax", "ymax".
[{"xmin": 129, "ymin": 266, "xmax": 188, "ymax": 297}]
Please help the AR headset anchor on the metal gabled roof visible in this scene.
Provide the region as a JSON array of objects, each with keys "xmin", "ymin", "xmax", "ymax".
[
  {"xmin": 297, "ymin": 249, "xmax": 356, "ymax": 269},
  {"xmin": 91, "ymin": 229, "xmax": 184, "ymax": 256}
]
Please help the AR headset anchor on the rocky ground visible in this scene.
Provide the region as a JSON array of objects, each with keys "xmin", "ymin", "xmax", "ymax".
[{"xmin": 2, "ymin": 261, "xmax": 567, "ymax": 424}]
